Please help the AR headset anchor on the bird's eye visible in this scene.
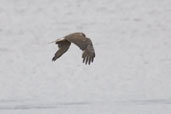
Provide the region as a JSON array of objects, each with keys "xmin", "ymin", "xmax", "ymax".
[{"xmin": 81, "ymin": 33, "xmax": 86, "ymax": 37}]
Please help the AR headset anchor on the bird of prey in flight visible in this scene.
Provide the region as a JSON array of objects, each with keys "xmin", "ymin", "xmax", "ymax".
[{"xmin": 51, "ymin": 32, "xmax": 95, "ymax": 65}]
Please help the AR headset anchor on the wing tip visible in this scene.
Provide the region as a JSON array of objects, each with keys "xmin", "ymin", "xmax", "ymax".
[{"xmin": 82, "ymin": 57, "xmax": 94, "ymax": 65}]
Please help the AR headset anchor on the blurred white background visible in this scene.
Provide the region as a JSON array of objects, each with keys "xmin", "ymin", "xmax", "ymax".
[{"xmin": 0, "ymin": 0, "xmax": 171, "ymax": 113}]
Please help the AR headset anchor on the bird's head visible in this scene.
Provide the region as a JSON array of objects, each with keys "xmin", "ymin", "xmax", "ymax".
[
  {"xmin": 79, "ymin": 32, "xmax": 86, "ymax": 37},
  {"xmin": 82, "ymin": 33, "xmax": 86, "ymax": 37}
]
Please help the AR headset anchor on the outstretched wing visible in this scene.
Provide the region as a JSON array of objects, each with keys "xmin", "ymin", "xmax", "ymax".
[
  {"xmin": 65, "ymin": 35, "xmax": 95, "ymax": 64},
  {"xmin": 82, "ymin": 41, "xmax": 95, "ymax": 64},
  {"xmin": 52, "ymin": 40, "xmax": 71, "ymax": 61}
]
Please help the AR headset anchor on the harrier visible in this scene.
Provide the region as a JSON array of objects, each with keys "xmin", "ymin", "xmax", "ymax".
[{"xmin": 51, "ymin": 32, "xmax": 95, "ymax": 65}]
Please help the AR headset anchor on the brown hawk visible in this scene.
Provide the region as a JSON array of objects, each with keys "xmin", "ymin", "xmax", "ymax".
[{"xmin": 51, "ymin": 32, "xmax": 95, "ymax": 65}]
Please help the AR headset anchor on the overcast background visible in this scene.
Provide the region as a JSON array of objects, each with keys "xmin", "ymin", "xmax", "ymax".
[{"xmin": 0, "ymin": 0, "xmax": 171, "ymax": 113}]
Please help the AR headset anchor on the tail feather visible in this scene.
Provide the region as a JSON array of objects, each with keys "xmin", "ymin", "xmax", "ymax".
[{"xmin": 49, "ymin": 38, "xmax": 64, "ymax": 44}]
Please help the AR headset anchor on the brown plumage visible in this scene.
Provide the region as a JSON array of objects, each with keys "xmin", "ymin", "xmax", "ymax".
[{"xmin": 52, "ymin": 32, "xmax": 95, "ymax": 65}]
